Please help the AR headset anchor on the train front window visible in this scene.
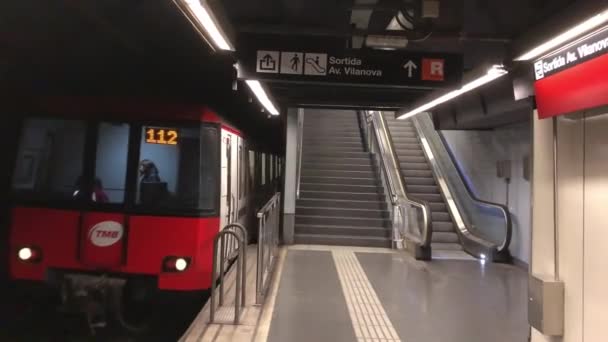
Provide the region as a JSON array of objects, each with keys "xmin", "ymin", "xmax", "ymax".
[
  {"xmin": 135, "ymin": 124, "xmax": 218, "ymax": 212},
  {"xmin": 12, "ymin": 118, "xmax": 86, "ymax": 201},
  {"xmin": 94, "ymin": 122, "xmax": 130, "ymax": 204}
]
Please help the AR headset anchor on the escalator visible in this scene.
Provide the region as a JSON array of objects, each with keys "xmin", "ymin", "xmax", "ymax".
[{"xmin": 370, "ymin": 111, "xmax": 512, "ymax": 261}]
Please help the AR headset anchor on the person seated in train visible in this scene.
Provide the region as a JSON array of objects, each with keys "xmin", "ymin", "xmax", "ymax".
[
  {"xmin": 138, "ymin": 159, "xmax": 161, "ymax": 183},
  {"xmin": 92, "ymin": 178, "xmax": 109, "ymax": 203},
  {"xmin": 72, "ymin": 176, "xmax": 109, "ymax": 203},
  {"xmin": 138, "ymin": 159, "xmax": 168, "ymax": 205}
]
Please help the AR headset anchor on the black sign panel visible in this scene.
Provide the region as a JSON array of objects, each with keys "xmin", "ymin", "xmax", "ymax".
[
  {"xmin": 534, "ymin": 28, "xmax": 608, "ymax": 81},
  {"xmin": 238, "ymin": 48, "xmax": 463, "ymax": 89}
]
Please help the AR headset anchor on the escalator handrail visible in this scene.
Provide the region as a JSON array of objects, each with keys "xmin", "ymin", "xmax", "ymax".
[
  {"xmin": 365, "ymin": 111, "xmax": 432, "ymax": 248},
  {"xmin": 436, "ymin": 131, "xmax": 512, "ymax": 253},
  {"xmin": 413, "ymin": 113, "xmax": 512, "ymax": 254}
]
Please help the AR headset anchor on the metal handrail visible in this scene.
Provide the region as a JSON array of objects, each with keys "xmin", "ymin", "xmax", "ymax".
[
  {"xmin": 412, "ymin": 113, "xmax": 512, "ymax": 258},
  {"xmin": 210, "ymin": 223, "xmax": 247, "ymax": 325},
  {"xmin": 436, "ymin": 132, "xmax": 513, "ymax": 253},
  {"xmin": 295, "ymin": 109, "xmax": 304, "ymax": 199},
  {"xmin": 256, "ymin": 192, "xmax": 281, "ymax": 304},
  {"xmin": 363, "ymin": 111, "xmax": 432, "ymax": 249}
]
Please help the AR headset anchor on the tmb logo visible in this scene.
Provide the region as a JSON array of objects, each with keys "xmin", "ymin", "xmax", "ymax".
[{"xmin": 89, "ymin": 221, "xmax": 124, "ymax": 247}]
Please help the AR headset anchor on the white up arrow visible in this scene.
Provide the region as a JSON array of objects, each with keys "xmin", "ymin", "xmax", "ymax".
[{"xmin": 403, "ymin": 60, "xmax": 418, "ymax": 78}]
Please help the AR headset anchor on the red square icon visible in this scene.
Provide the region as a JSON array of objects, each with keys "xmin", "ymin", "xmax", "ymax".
[{"xmin": 422, "ymin": 58, "xmax": 445, "ymax": 81}]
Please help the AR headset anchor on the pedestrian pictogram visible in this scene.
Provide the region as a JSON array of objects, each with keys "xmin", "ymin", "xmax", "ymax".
[
  {"xmin": 403, "ymin": 60, "xmax": 418, "ymax": 78},
  {"xmin": 280, "ymin": 52, "xmax": 304, "ymax": 75},
  {"xmin": 422, "ymin": 58, "xmax": 445, "ymax": 81},
  {"xmin": 304, "ymin": 53, "xmax": 327, "ymax": 76},
  {"xmin": 256, "ymin": 50, "xmax": 279, "ymax": 73}
]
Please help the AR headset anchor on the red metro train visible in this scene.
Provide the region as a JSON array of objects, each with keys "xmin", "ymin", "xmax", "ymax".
[{"xmin": 7, "ymin": 97, "xmax": 280, "ymax": 326}]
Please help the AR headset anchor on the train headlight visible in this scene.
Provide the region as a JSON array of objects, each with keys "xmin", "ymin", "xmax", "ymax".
[
  {"xmin": 162, "ymin": 256, "xmax": 191, "ymax": 272},
  {"xmin": 175, "ymin": 258, "xmax": 188, "ymax": 271},
  {"xmin": 17, "ymin": 246, "xmax": 42, "ymax": 263}
]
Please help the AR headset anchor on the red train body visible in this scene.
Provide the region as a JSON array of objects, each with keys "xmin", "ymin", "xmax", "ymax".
[{"xmin": 8, "ymin": 97, "xmax": 279, "ymax": 297}]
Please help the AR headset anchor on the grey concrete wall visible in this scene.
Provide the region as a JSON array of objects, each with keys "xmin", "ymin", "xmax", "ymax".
[{"xmin": 441, "ymin": 120, "xmax": 531, "ymax": 264}]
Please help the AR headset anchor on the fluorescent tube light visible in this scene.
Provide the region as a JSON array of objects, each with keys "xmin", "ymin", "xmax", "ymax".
[
  {"xmin": 246, "ymin": 80, "xmax": 280, "ymax": 115},
  {"xmin": 515, "ymin": 8, "xmax": 608, "ymax": 60},
  {"xmin": 184, "ymin": 0, "xmax": 233, "ymax": 51},
  {"xmin": 397, "ymin": 65, "xmax": 508, "ymax": 120}
]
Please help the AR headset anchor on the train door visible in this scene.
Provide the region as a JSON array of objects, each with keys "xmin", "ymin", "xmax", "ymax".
[
  {"xmin": 220, "ymin": 129, "xmax": 239, "ymax": 229},
  {"xmin": 237, "ymin": 137, "xmax": 246, "ymax": 224}
]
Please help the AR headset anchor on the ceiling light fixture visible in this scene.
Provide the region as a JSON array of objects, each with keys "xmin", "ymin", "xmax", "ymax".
[
  {"xmin": 182, "ymin": 0, "xmax": 233, "ymax": 51},
  {"xmin": 515, "ymin": 8, "xmax": 608, "ymax": 60},
  {"xmin": 246, "ymin": 80, "xmax": 280, "ymax": 115},
  {"xmin": 397, "ymin": 65, "xmax": 508, "ymax": 120}
]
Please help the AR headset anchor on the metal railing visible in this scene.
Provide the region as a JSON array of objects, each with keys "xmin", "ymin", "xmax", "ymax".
[
  {"xmin": 256, "ymin": 192, "xmax": 281, "ymax": 304},
  {"xmin": 295, "ymin": 109, "xmax": 304, "ymax": 199},
  {"xmin": 361, "ymin": 111, "xmax": 432, "ymax": 252},
  {"xmin": 412, "ymin": 113, "xmax": 512, "ymax": 260},
  {"xmin": 210, "ymin": 223, "xmax": 247, "ymax": 324}
]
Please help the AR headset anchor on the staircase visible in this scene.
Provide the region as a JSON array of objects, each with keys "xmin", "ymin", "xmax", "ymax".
[
  {"xmin": 295, "ymin": 110, "xmax": 392, "ymax": 248},
  {"xmin": 382, "ymin": 113, "xmax": 463, "ymax": 251}
]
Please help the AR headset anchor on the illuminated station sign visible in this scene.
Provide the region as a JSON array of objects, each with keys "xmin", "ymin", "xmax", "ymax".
[{"xmin": 534, "ymin": 28, "xmax": 608, "ymax": 118}]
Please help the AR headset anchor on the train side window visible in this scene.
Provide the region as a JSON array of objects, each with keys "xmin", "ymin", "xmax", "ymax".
[
  {"xmin": 12, "ymin": 118, "xmax": 86, "ymax": 201},
  {"xmin": 94, "ymin": 122, "xmax": 129, "ymax": 204},
  {"xmin": 261, "ymin": 153, "xmax": 266, "ymax": 185},
  {"xmin": 249, "ymin": 150, "xmax": 255, "ymax": 190},
  {"xmin": 239, "ymin": 145, "xmax": 244, "ymax": 199}
]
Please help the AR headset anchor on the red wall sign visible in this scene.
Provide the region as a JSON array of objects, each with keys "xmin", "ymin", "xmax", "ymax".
[{"xmin": 534, "ymin": 28, "xmax": 608, "ymax": 119}]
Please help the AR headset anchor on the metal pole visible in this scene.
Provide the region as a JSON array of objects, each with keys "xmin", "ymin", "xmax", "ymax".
[
  {"xmin": 210, "ymin": 234, "xmax": 219, "ymax": 323},
  {"xmin": 234, "ymin": 239, "xmax": 242, "ymax": 325},
  {"xmin": 219, "ymin": 235, "xmax": 225, "ymax": 306}
]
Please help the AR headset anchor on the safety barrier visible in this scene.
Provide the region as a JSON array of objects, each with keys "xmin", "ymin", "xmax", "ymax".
[
  {"xmin": 210, "ymin": 223, "xmax": 247, "ymax": 324},
  {"xmin": 256, "ymin": 192, "xmax": 281, "ymax": 304}
]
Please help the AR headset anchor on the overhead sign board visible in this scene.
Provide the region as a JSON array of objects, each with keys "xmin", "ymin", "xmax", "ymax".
[
  {"xmin": 534, "ymin": 28, "xmax": 608, "ymax": 119},
  {"xmin": 534, "ymin": 27, "xmax": 608, "ymax": 80},
  {"xmin": 239, "ymin": 48, "xmax": 463, "ymax": 89}
]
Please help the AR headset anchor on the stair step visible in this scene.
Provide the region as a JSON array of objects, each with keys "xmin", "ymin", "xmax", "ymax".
[
  {"xmin": 429, "ymin": 202, "xmax": 447, "ymax": 212},
  {"xmin": 403, "ymin": 177, "xmax": 435, "ymax": 186},
  {"xmin": 392, "ymin": 137, "xmax": 418, "ymax": 144},
  {"xmin": 431, "ymin": 212, "xmax": 451, "ymax": 222},
  {"xmin": 411, "ymin": 193, "xmax": 443, "ymax": 202},
  {"xmin": 304, "ymin": 147, "xmax": 366, "ymax": 153},
  {"xmin": 296, "ymin": 206, "xmax": 389, "ymax": 219},
  {"xmin": 301, "ymin": 176, "xmax": 379, "ymax": 186},
  {"xmin": 295, "ymin": 215, "xmax": 390, "ymax": 228},
  {"xmin": 402, "ymin": 170, "xmax": 433, "ymax": 178},
  {"xmin": 399, "ymin": 156, "xmax": 427, "ymax": 163},
  {"xmin": 433, "ymin": 221, "xmax": 456, "ymax": 232},
  {"xmin": 303, "ymin": 156, "xmax": 372, "ymax": 164},
  {"xmin": 304, "ymin": 141, "xmax": 363, "ymax": 148},
  {"xmin": 406, "ymin": 185, "xmax": 440, "ymax": 194},
  {"xmin": 300, "ymin": 183, "xmax": 383, "ymax": 194},
  {"xmin": 431, "ymin": 243, "xmax": 463, "ymax": 251},
  {"xmin": 295, "ymin": 224, "xmax": 391, "ymax": 238},
  {"xmin": 303, "ymin": 151, "xmax": 370, "ymax": 158},
  {"xmin": 393, "ymin": 143, "xmax": 422, "ymax": 150},
  {"xmin": 294, "ymin": 234, "xmax": 392, "ymax": 248},
  {"xmin": 301, "ymin": 169, "xmax": 374, "ymax": 178},
  {"xmin": 302, "ymin": 163, "xmax": 375, "ymax": 172},
  {"xmin": 390, "ymin": 131, "xmax": 417, "ymax": 137},
  {"xmin": 297, "ymin": 198, "xmax": 387, "ymax": 210},
  {"xmin": 400, "ymin": 162, "xmax": 431, "ymax": 171},
  {"xmin": 432, "ymin": 232, "xmax": 460, "ymax": 243},
  {"xmin": 299, "ymin": 191, "xmax": 384, "ymax": 202},
  {"xmin": 395, "ymin": 149, "xmax": 424, "ymax": 157}
]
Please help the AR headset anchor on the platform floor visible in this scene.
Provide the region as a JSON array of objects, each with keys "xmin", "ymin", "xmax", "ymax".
[{"xmin": 261, "ymin": 245, "xmax": 529, "ymax": 342}]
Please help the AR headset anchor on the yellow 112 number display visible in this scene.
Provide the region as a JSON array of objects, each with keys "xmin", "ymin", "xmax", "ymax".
[{"xmin": 145, "ymin": 127, "xmax": 178, "ymax": 145}]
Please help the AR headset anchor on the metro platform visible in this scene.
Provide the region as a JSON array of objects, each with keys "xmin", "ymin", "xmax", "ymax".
[{"xmin": 182, "ymin": 245, "xmax": 528, "ymax": 342}]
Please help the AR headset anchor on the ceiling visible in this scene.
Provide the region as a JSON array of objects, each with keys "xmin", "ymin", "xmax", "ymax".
[{"xmin": 0, "ymin": 0, "xmax": 592, "ymax": 133}]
